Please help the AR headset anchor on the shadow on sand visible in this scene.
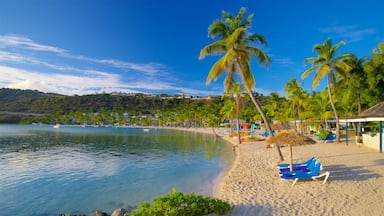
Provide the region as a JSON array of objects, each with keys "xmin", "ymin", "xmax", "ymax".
[
  {"xmin": 228, "ymin": 204, "xmax": 273, "ymax": 216},
  {"xmin": 325, "ymin": 164, "xmax": 382, "ymax": 181}
]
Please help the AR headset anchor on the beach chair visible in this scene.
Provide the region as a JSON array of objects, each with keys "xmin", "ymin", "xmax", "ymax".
[
  {"xmin": 277, "ymin": 157, "xmax": 316, "ymax": 169},
  {"xmin": 279, "ymin": 162, "xmax": 330, "ymax": 186},
  {"xmin": 278, "ymin": 158, "xmax": 317, "ymax": 174},
  {"xmin": 259, "ymin": 131, "xmax": 270, "ymax": 137},
  {"xmin": 323, "ymin": 134, "xmax": 336, "ymax": 143}
]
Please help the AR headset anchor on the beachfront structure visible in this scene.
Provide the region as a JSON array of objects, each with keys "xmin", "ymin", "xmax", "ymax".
[{"xmin": 340, "ymin": 102, "xmax": 384, "ymax": 153}]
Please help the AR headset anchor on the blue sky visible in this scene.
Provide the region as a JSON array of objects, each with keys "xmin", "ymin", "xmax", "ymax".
[{"xmin": 0, "ymin": 0, "xmax": 383, "ymax": 96}]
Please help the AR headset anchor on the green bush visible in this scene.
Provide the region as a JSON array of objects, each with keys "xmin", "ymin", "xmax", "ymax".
[
  {"xmin": 318, "ymin": 130, "xmax": 332, "ymax": 140},
  {"xmin": 130, "ymin": 188, "xmax": 233, "ymax": 216}
]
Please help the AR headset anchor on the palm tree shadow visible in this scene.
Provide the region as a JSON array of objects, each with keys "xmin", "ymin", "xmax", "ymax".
[
  {"xmin": 229, "ymin": 203, "xmax": 274, "ymax": 216},
  {"xmin": 325, "ymin": 164, "xmax": 382, "ymax": 181},
  {"xmin": 374, "ymin": 159, "xmax": 384, "ymax": 165}
]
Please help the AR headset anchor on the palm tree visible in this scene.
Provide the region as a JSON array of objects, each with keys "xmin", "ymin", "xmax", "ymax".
[
  {"xmin": 199, "ymin": 7, "xmax": 284, "ymax": 160},
  {"xmin": 363, "ymin": 42, "xmax": 384, "ymax": 106},
  {"xmin": 283, "ymin": 78, "xmax": 307, "ymax": 133},
  {"xmin": 301, "ymin": 39, "xmax": 352, "ymax": 142},
  {"xmin": 263, "ymin": 92, "xmax": 282, "ymax": 121},
  {"xmin": 308, "ymin": 91, "xmax": 333, "ymax": 130},
  {"xmin": 225, "ymin": 83, "xmax": 245, "ymax": 144},
  {"xmin": 220, "ymin": 99, "xmax": 235, "ymax": 133},
  {"xmin": 337, "ymin": 55, "xmax": 367, "ymax": 114}
]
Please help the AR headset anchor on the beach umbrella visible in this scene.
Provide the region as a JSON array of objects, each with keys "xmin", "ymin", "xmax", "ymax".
[
  {"xmin": 270, "ymin": 123, "xmax": 290, "ymax": 131},
  {"xmin": 266, "ymin": 131, "xmax": 316, "ymax": 171}
]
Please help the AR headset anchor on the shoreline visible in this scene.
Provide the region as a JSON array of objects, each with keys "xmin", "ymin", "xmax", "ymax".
[
  {"xmin": 174, "ymin": 127, "xmax": 242, "ymax": 200},
  {"xmin": 176, "ymin": 127, "xmax": 384, "ymax": 215}
]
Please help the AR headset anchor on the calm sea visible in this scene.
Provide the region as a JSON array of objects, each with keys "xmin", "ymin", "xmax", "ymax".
[{"xmin": 0, "ymin": 125, "xmax": 235, "ymax": 216}]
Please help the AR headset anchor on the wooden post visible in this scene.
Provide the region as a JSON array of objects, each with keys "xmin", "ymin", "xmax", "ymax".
[
  {"xmin": 346, "ymin": 121, "xmax": 348, "ymax": 146},
  {"xmin": 290, "ymin": 144, "xmax": 293, "ymax": 172},
  {"xmin": 379, "ymin": 121, "xmax": 383, "ymax": 153}
]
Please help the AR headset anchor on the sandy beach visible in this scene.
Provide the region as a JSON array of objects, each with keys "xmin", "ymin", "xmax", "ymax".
[{"xmin": 181, "ymin": 128, "xmax": 384, "ymax": 215}]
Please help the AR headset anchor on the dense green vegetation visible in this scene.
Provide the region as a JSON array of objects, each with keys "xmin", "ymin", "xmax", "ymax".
[
  {"xmin": 0, "ymin": 88, "xmax": 268, "ymax": 126},
  {"xmin": 130, "ymin": 188, "xmax": 233, "ymax": 216}
]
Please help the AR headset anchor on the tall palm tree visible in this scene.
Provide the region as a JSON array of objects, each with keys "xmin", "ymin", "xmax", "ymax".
[
  {"xmin": 263, "ymin": 92, "xmax": 283, "ymax": 121},
  {"xmin": 283, "ymin": 78, "xmax": 307, "ymax": 133},
  {"xmin": 220, "ymin": 99, "xmax": 236, "ymax": 132},
  {"xmin": 302, "ymin": 39, "xmax": 352, "ymax": 142},
  {"xmin": 199, "ymin": 7, "xmax": 284, "ymax": 160},
  {"xmin": 337, "ymin": 55, "xmax": 367, "ymax": 114},
  {"xmin": 308, "ymin": 91, "xmax": 333, "ymax": 130},
  {"xmin": 225, "ymin": 83, "xmax": 245, "ymax": 144}
]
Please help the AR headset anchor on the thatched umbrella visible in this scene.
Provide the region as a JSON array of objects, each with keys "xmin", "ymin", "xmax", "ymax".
[
  {"xmin": 270, "ymin": 123, "xmax": 290, "ymax": 131},
  {"xmin": 266, "ymin": 131, "xmax": 316, "ymax": 171}
]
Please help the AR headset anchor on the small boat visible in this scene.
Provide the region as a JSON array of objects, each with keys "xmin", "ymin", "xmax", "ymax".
[
  {"xmin": 240, "ymin": 137, "xmax": 265, "ymax": 142},
  {"xmin": 53, "ymin": 124, "xmax": 60, "ymax": 129},
  {"xmin": 143, "ymin": 128, "xmax": 150, "ymax": 132}
]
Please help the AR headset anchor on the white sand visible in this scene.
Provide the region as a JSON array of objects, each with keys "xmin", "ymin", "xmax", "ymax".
[{"xmin": 179, "ymin": 128, "xmax": 384, "ymax": 215}]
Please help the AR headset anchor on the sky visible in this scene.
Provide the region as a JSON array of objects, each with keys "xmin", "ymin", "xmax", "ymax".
[{"xmin": 0, "ymin": 0, "xmax": 383, "ymax": 96}]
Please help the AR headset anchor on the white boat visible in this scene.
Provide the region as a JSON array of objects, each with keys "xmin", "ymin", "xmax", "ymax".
[
  {"xmin": 53, "ymin": 124, "xmax": 60, "ymax": 129},
  {"xmin": 143, "ymin": 128, "xmax": 150, "ymax": 132}
]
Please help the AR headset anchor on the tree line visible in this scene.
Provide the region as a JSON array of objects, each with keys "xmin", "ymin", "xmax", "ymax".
[{"xmin": 0, "ymin": 88, "xmax": 267, "ymax": 125}]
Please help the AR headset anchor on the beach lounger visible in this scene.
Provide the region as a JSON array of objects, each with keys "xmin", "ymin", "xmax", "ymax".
[
  {"xmin": 277, "ymin": 157, "xmax": 316, "ymax": 169},
  {"xmin": 323, "ymin": 135, "xmax": 336, "ymax": 143},
  {"xmin": 279, "ymin": 161, "xmax": 330, "ymax": 186},
  {"xmin": 278, "ymin": 158, "xmax": 317, "ymax": 174}
]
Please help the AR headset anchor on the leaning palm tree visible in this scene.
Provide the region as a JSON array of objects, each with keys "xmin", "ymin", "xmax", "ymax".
[
  {"xmin": 302, "ymin": 39, "xmax": 352, "ymax": 142},
  {"xmin": 199, "ymin": 8, "xmax": 284, "ymax": 160}
]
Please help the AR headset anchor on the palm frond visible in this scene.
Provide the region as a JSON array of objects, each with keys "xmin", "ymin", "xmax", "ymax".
[
  {"xmin": 226, "ymin": 27, "xmax": 246, "ymax": 46},
  {"xmin": 303, "ymin": 57, "xmax": 319, "ymax": 65},
  {"xmin": 246, "ymin": 33, "xmax": 267, "ymax": 45},
  {"xmin": 206, "ymin": 55, "xmax": 228, "ymax": 84},
  {"xmin": 237, "ymin": 60, "xmax": 255, "ymax": 89},
  {"xmin": 199, "ymin": 41, "xmax": 227, "ymax": 59},
  {"xmin": 246, "ymin": 46, "xmax": 271, "ymax": 66},
  {"xmin": 301, "ymin": 65, "xmax": 320, "ymax": 79},
  {"xmin": 330, "ymin": 40, "xmax": 345, "ymax": 56},
  {"xmin": 208, "ymin": 21, "xmax": 230, "ymax": 39},
  {"xmin": 312, "ymin": 64, "xmax": 331, "ymax": 89},
  {"xmin": 224, "ymin": 69, "xmax": 236, "ymax": 91}
]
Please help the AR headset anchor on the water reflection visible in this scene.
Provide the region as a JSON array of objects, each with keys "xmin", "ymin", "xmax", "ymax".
[{"xmin": 0, "ymin": 125, "xmax": 234, "ymax": 216}]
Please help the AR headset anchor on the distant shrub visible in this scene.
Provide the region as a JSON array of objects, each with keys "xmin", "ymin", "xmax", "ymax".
[
  {"xmin": 130, "ymin": 188, "xmax": 233, "ymax": 216},
  {"xmin": 319, "ymin": 130, "xmax": 332, "ymax": 140}
]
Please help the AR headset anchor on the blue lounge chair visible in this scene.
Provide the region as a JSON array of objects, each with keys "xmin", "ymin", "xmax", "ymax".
[
  {"xmin": 323, "ymin": 134, "xmax": 336, "ymax": 143},
  {"xmin": 279, "ymin": 158, "xmax": 317, "ymax": 174},
  {"xmin": 277, "ymin": 157, "xmax": 316, "ymax": 169},
  {"xmin": 279, "ymin": 161, "xmax": 330, "ymax": 186}
]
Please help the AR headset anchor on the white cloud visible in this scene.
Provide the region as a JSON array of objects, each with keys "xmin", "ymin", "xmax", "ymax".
[
  {"xmin": 0, "ymin": 65, "xmax": 212, "ymax": 96},
  {"xmin": 0, "ymin": 34, "xmax": 219, "ymax": 96},
  {"xmin": 0, "ymin": 65, "xmax": 137, "ymax": 95},
  {"xmin": 273, "ymin": 57, "xmax": 295, "ymax": 66},
  {"xmin": 0, "ymin": 35, "xmax": 169, "ymax": 76},
  {"xmin": 319, "ymin": 24, "xmax": 376, "ymax": 42},
  {"xmin": 0, "ymin": 35, "xmax": 66, "ymax": 53}
]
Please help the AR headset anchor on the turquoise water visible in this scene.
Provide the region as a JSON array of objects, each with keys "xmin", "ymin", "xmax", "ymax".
[{"xmin": 0, "ymin": 125, "xmax": 235, "ymax": 216}]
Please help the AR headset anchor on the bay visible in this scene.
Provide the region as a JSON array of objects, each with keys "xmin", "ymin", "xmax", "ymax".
[{"xmin": 0, "ymin": 125, "xmax": 235, "ymax": 216}]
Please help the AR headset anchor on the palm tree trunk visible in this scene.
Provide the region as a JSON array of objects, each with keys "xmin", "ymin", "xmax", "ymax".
[
  {"xmin": 357, "ymin": 93, "xmax": 362, "ymax": 142},
  {"xmin": 293, "ymin": 104, "xmax": 298, "ymax": 133},
  {"xmin": 245, "ymin": 87, "xmax": 284, "ymax": 161},
  {"xmin": 236, "ymin": 98, "xmax": 241, "ymax": 144},
  {"xmin": 357, "ymin": 94, "xmax": 361, "ymax": 114},
  {"xmin": 327, "ymin": 75, "xmax": 340, "ymax": 142},
  {"xmin": 297, "ymin": 106, "xmax": 301, "ymax": 134}
]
